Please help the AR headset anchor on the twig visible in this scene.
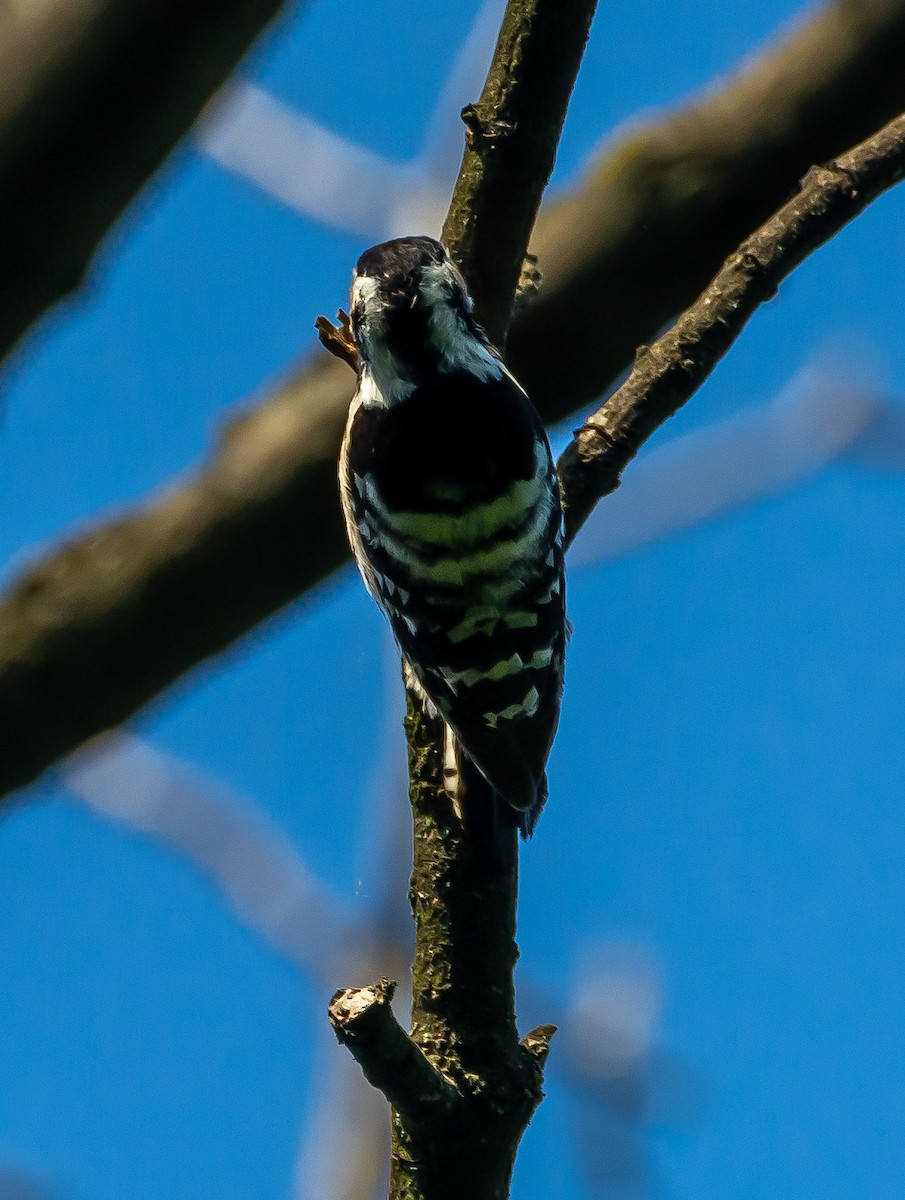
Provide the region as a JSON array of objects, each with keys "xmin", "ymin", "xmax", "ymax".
[
  {"xmin": 520, "ymin": 1023, "xmax": 557, "ymax": 1067},
  {"xmin": 0, "ymin": 0, "xmax": 292, "ymax": 370},
  {"xmin": 2, "ymin": 0, "xmax": 904, "ymax": 804},
  {"xmin": 557, "ymin": 111, "xmax": 905, "ymax": 540}
]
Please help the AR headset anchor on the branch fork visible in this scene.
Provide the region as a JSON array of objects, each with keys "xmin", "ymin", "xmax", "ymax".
[
  {"xmin": 4, "ymin": 2, "xmax": 905, "ymax": 803},
  {"xmin": 328, "ymin": 979, "xmax": 459, "ymax": 1124}
]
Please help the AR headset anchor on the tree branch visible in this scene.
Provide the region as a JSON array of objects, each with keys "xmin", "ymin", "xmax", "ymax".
[
  {"xmin": 557, "ymin": 111, "xmax": 905, "ymax": 538},
  {"xmin": 0, "ymin": 354, "xmax": 352, "ymax": 800},
  {"xmin": 511, "ymin": 0, "xmax": 905, "ymax": 417},
  {"xmin": 3, "ymin": 0, "xmax": 905, "ymax": 802},
  {"xmin": 440, "ymin": 0, "xmax": 597, "ymax": 345},
  {"xmin": 328, "ymin": 979, "xmax": 459, "ymax": 1123},
  {"xmin": 0, "ymin": 0, "xmax": 294, "ymax": 368},
  {"xmin": 330, "ymin": 2, "xmax": 594, "ymax": 1192},
  {"xmin": 384, "ymin": 697, "xmax": 549, "ymax": 1199}
]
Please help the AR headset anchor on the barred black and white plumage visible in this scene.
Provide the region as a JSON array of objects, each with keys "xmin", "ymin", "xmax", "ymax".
[{"xmin": 338, "ymin": 236, "xmax": 566, "ymax": 836}]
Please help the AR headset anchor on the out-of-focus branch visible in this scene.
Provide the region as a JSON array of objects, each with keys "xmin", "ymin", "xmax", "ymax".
[
  {"xmin": 557, "ymin": 112, "xmax": 905, "ymax": 537},
  {"xmin": 61, "ymin": 731, "xmax": 362, "ymax": 969},
  {"xmin": 0, "ymin": 353, "xmax": 351, "ymax": 800},
  {"xmin": 2, "ymin": 0, "xmax": 905, "ymax": 802},
  {"xmin": 440, "ymin": 0, "xmax": 597, "ymax": 345},
  {"xmin": 0, "ymin": 0, "xmax": 293, "ymax": 366}
]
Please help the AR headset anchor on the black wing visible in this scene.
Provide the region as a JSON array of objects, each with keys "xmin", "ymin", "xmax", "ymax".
[{"xmin": 341, "ymin": 368, "xmax": 566, "ymax": 823}]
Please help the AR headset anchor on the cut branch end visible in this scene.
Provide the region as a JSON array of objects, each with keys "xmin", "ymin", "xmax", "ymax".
[{"xmin": 328, "ymin": 978, "xmax": 459, "ymax": 1123}]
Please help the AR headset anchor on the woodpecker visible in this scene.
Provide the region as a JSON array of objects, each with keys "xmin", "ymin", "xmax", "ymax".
[{"xmin": 338, "ymin": 236, "xmax": 565, "ymax": 836}]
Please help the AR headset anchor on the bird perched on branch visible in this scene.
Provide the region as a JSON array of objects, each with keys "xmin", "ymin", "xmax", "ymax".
[{"xmin": 338, "ymin": 236, "xmax": 566, "ymax": 836}]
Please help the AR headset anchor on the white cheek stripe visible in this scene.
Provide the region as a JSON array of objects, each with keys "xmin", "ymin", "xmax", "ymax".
[{"xmin": 419, "ymin": 263, "xmax": 504, "ymax": 382}]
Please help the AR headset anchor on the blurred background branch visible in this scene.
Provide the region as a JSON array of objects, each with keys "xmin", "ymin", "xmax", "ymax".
[
  {"xmin": 61, "ymin": 723, "xmax": 690, "ymax": 1200},
  {"xmin": 1, "ymin": 0, "xmax": 905, "ymax": 802},
  {"xmin": 0, "ymin": 0, "xmax": 298, "ymax": 368}
]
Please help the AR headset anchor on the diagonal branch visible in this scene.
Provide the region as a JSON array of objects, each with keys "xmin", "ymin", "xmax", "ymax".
[
  {"xmin": 511, "ymin": 0, "xmax": 905, "ymax": 417},
  {"xmin": 0, "ymin": 0, "xmax": 295, "ymax": 368},
  {"xmin": 557, "ymin": 111, "xmax": 905, "ymax": 538},
  {"xmin": 2, "ymin": 0, "xmax": 905, "ymax": 803}
]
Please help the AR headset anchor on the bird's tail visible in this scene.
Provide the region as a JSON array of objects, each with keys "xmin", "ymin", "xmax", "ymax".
[{"xmin": 443, "ymin": 725, "xmax": 545, "ymax": 840}]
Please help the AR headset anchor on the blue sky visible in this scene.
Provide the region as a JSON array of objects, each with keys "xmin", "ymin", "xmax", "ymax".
[{"xmin": 2, "ymin": 2, "xmax": 905, "ymax": 1198}]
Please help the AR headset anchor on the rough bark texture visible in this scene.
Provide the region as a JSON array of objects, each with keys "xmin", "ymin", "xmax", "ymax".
[
  {"xmin": 385, "ymin": 696, "xmax": 551, "ymax": 1200},
  {"xmin": 0, "ymin": 0, "xmax": 293, "ymax": 366},
  {"xmin": 3, "ymin": 0, "xmax": 905, "ymax": 802},
  {"xmin": 440, "ymin": 0, "xmax": 597, "ymax": 347},
  {"xmin": 328, "ymin": 978, "xmax": 460, "ymax": 1122}
]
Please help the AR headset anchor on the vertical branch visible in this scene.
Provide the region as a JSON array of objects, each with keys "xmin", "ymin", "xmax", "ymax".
[
  {"xmin": 441, "ymin": 0, "xmax": 598, "ymax": 346},
  {"xmin": 329, "ymin": 696, "xmax": 553, "ymax": 1200},
  {"xmin": 331, "ymin": 2, "xmax": 595, "ymax": 1195},
  {"xmin": 398, "ymin": 0, "xmax": 598, "ymax": 1184},
  {"xmin": 391, "ymin": 697, "xmax": 544, "ymax": 1200},
  {"xmin": 405, "ymin": 699, "xmax": 518, "ymax": 1065}
]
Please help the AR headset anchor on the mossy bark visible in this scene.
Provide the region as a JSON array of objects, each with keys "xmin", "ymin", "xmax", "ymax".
[{"xmin": 388, "ymin": 692, "xmax": 548, "ymax": 1200}]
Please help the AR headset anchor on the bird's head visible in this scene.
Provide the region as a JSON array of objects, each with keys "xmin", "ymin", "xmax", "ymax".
[{"xmin": 349, "ymin": 236, "xmax": 499, "ymax": 403}]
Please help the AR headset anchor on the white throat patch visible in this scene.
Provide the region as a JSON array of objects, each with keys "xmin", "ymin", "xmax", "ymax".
[{"xmin": 358, "ymin": 364, "xmax": 415, "ymax": 409}]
